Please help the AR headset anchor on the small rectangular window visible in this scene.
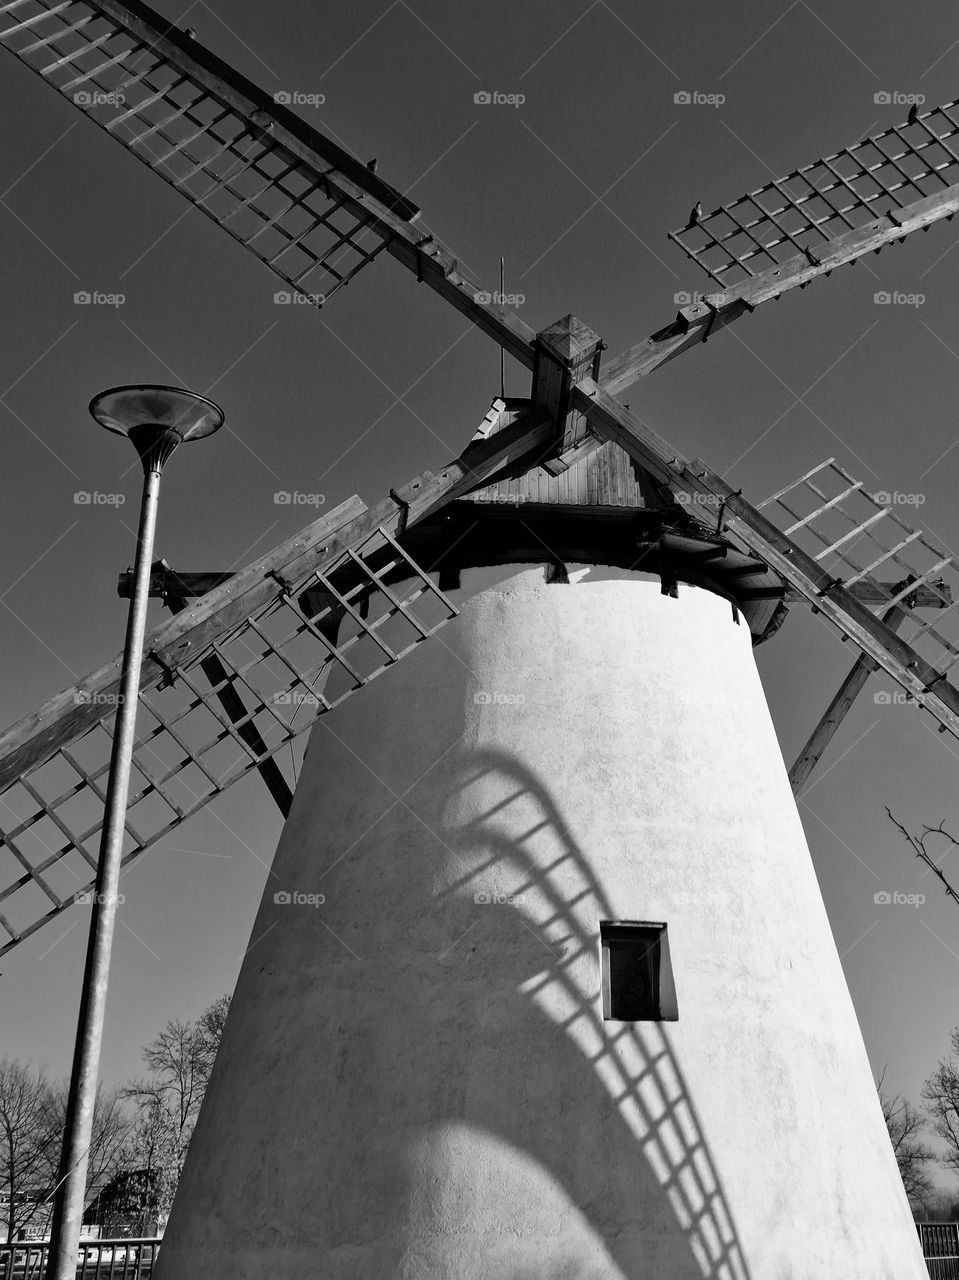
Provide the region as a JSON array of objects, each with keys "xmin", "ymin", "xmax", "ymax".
[{"xmin": 600, "ymin": 921, "xmax": 678, "ymax": 1022}]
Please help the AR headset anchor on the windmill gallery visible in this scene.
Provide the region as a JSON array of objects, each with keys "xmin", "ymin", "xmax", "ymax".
[{"xmin": 4, "ymin": 1, "xmax": 959, "ymax": 1276}]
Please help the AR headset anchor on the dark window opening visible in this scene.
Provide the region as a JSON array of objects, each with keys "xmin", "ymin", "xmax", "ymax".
[{"xmin": 600, "ymin": 921, "xmax": 678, "ymax": 1022}]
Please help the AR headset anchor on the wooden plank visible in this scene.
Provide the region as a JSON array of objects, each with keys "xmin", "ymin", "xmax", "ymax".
[{"xmin": 117, "ymin": 567, "xmax": 233, "ymax": 599}]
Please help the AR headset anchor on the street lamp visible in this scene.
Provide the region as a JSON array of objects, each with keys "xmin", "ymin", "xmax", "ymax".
[{"xmin": 46, "ymin": 386, "xmax": 223, "ymax": 1280}]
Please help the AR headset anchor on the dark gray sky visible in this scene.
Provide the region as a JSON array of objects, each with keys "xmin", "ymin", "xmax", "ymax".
[{"xmin": 2, "ymin": 0, "xmax": 959, "ymax": 1180}]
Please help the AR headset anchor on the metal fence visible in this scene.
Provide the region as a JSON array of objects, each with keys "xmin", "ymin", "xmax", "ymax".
[
  {"xmin": 0, "ymin": 1238, "xmax": 160, "ymax": 1279},
  {"xmin": 920, "ymin": 1222, "xmax": 959, "ymax": 1278},
  {"xmin": 3, "ymin": 1227, "xmax": 956, "ymax": 1274}
]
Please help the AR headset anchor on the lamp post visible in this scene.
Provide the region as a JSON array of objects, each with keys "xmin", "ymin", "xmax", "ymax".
[{"xmin": 46, "ymin": 386, "xmax": 224, "ymax": 1280}]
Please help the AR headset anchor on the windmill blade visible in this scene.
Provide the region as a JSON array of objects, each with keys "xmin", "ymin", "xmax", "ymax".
[
  {"xmin": 573, "ymin": 381, "xmax": 959, "ymax": 741},
  {"xmin": 0, "ymin": 0, "xmax": 537, "ymax": 365},
  {"xmin": 0, "ymin": 403, "xmax": 552, "ymax": 959},
  {"xmin": 603, "ymin": 101, "xmax": 959, "ymax": 397}
]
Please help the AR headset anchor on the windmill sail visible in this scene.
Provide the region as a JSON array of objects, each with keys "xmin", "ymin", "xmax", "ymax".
[
  {"xmin": 603, "ymin": 102, "xmax": 959, "ymax": 394},
  {"xmin": 0, "ymin": 0, "xmax": 537, "ymax": 364},
  {"xmin": 0, "ymin": 405, "xmax": 553, "ymax": 958}
]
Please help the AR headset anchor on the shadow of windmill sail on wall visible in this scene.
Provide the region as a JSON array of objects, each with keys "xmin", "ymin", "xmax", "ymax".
[
  {"xmin": 155, "ymin": 564, "xmax": 921, "ymax": 1279},
  {"xmin": 434, "ymin": 748, "xmax": 753, "ymax": 1280}
]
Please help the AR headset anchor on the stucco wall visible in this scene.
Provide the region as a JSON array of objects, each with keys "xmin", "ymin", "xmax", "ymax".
[{"xmin": 156, "ymin": 565, "xmax": 926, "ymax": 1279}]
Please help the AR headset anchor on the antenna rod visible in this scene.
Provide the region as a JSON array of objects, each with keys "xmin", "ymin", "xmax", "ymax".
[{"xmin": 499, "ymin": 256, "xmax": 505, "ymax": 400}]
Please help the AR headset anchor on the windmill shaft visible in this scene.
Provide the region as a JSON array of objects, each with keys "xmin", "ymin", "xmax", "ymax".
[{"xmin": 45, "ymin": 465, "xmax": 162, "ymax": 1280}]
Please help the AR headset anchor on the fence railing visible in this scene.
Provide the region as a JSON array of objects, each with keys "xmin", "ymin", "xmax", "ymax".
[
  {"xmin": 919, "ymin": 1222, "xmax": 959, "ymax": 1278},
  {"xmin": 4, "ymin": 1226, "xmax": 958, "ymax": 1274},
  {"xmin": 0, "ymin": 1238, "xmax": 160, "ymax": 1279}
]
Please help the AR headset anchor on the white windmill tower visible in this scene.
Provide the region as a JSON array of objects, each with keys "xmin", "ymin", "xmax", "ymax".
[{"xmin": 5, "ymin": 2, "xmax": 959, "ymax": 1276}]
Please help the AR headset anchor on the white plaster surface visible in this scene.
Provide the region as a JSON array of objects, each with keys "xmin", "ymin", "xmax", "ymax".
[{"xmin": 156, "ymin": 567, "xmax": 926, "ymax": 1279}]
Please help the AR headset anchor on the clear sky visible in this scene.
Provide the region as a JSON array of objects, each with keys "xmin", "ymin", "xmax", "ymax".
[{"xmin": 2, "ymin": 0, "xmax": 959, "ymax": 1185}]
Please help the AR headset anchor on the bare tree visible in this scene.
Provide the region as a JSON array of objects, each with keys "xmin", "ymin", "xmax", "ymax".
[
  {"xmin": 121, "ymin": 994, "xmax": 231, "ymax": 1225},
  {"xmin": 0, "ymin": 1061, "xmax": 128, "ymax": 1243},
  {"xmin": 923, "ymin": 1028, "xmax": 959, "ymax": 1177},
  {"xmin": 46, "ymin": 1081, "xmax": 131, "ymax": 1226},
  {"xmin": 878, "ymin": 1070, "xmax": 937, "ymax": 1205},
  {"xmin": 0, "ymin": 1060, "xmax": 59, "ymax": 1243}
]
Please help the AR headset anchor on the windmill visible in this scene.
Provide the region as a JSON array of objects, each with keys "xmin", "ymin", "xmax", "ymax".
[{"xmin": 2, "ymin": 0, "xmax": 959, "ymax": 1274}]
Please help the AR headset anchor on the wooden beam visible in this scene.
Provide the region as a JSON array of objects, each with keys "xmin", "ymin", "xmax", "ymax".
[
  {"xmin": 789, "ymin": 605, "xmax": 904, "ymax": 796},
  {"xmin": 789, "ymin": 578, "xmax": 952, "ymax": 791},
  {"xmin": 598, "ymin": 302, "xmax": 751, "ymax": 398},
  {"xmin": 117, "ymin": 564, "xmax": 233, "ymax": 600}
]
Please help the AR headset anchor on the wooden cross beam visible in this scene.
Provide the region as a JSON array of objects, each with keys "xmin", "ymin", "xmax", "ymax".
[{"xmin": 790, "ymin": 579, "xmax": 953, "ymax": 794}]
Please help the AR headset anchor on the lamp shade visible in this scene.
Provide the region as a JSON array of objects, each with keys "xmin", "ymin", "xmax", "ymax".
[{"xmin": 89, "ymin": 385, "xmax": 224, "ymax": 441}]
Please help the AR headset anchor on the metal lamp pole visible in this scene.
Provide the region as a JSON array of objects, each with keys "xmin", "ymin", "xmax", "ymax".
[{"xmin": 45, "ymin": 386, "xmax": 223, "ymax": 1280}]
